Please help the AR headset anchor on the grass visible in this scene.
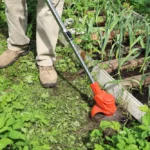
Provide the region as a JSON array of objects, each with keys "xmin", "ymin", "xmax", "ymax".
[
  {"xmin": 0, "ymin": 31, "xmax": 97, "ymax": 149},
  {"xmin": 0, "ymin": 2, "xmax": 99, "ymax": 149}
]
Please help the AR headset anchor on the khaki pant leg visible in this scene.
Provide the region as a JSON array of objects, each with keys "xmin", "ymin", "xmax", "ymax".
[
  {"xmin": 4, "ymin": 0, "xmax": 30, "ymax": 50},
  {"xmin": 36, "ymin": 0, "xmax": 64, "ymax": 66}
]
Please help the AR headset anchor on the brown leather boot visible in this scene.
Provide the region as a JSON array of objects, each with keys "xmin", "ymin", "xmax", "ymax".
[
  {"xmin": 0, "ymin": 49, "xmax": 29, "ymax": 68},
  {"xmin": 39, "ymin": 66, "xmax": 58, "ymax": 88}
]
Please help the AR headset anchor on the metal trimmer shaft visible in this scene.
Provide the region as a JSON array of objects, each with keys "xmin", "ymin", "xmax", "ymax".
[{"xmin": 46, "ymin": 0, "xmax": 94, "ymax": 83}]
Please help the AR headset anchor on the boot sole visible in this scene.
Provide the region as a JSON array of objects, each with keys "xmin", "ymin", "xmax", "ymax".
[
  {"xmin": 41, "ymin": 82, "xmax": 57, "ymax": 88},
  {"xmin": 0, "ymin": 50, "xmax": 29, "ymax": 69}
]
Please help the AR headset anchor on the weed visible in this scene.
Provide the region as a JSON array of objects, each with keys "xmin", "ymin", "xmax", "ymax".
[{"xmin": 86, "ymin": 106, "xmax": 150, "ymax": 150}]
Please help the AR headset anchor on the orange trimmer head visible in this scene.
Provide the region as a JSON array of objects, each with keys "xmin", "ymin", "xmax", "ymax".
[{"xmin": 90, "ymin": 82, "xmax": 117, "ymax": 117}]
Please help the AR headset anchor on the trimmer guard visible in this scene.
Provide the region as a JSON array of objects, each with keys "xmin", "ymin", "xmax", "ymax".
[{"xmin": 90, "ymin": 82, "xmax": 117, "ymax": 117}]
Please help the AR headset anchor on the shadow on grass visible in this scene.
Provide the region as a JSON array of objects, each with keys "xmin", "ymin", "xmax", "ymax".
[
  {"xmin": 58, "ymin": 72, "xmax": 95, "ymax": 108},
  {"xmin": 0, "ymin": 16, "xmax": 8, "ymax": 38}
]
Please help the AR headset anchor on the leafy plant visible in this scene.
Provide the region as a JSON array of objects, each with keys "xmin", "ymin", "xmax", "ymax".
[
  {"xmin": 87, "ymin": 105, "xmax": 150, "ymax": 150},
  {"xmin": 0, "ymin": 82, "xmax": 51, "ymax": 149},
  {"xmin": 130, "ymin": 0, "xmax": 150, "ymax": 15}
]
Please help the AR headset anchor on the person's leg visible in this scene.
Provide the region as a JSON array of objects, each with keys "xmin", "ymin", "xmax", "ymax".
[
  {"xmin": 0, "ymin": 0, "xmax": 30, "ymax": 68},
  {"xmin": 36, "ymin": 0, "xmax": 64, "ymax": 87}
]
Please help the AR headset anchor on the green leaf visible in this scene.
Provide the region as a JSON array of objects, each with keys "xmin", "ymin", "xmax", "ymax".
[
  {"xmin": 41, "ymin": 145, "xmax": 50, "ymax": 150},
  {"xmin": 94, "ymin": 144, "xmax": 104, "ymax": 150},
  {"xmin": 130, "ymin": 36, "xmax": 143, "ymax": 48},
  {"xmin": 90, "ymin": 129, "xmax": 102, "ymax": 137},
  {"xmin": 117, "ymin": 138, "xmax": 126, "ymax": 147},
  {"xmin": 111, "ymin": 121, "xmax": 121, "ymax": 131},
  {"xmin": 141, "ymin": 130, "xmax": 149, "ymax": 139},
  {"xmin": 120, "ymin": 48, "xmax": 140, "ymax": 67},
  {"xmin": 8, "ymin": 130, "xmax": 26, "ymax": 140},
  {"xmin": 41, "ymin": 119, "xmax": 49, "ymax": 126},
  {"xmin": 100, "ymin": 121, "xmax": 120, "ymax": 131},
  {"xmin": 41, "ymin": 92, "xmax": 49, "ymax": 99},
  {"xmin": 23, "ymin": 146, "xmax": 29, "ymax": 150},
  {"xmin": 139, "ymin": 105, "xmax": 150, "ymax": 113},
  {"xmin": 72, "ymin": 121, "xmax": 80, "ymax": 127},
  {"xmin": 0, "ymin": 126, "xmax": 11, "ymax": 133},
  {"xmin": 106, "ymin": 136, "xmax": 114, "ymax": 144},
  {"xmin": 15, "ymin": 141, "xmax": 26, "ymax": 147},
  {"xmin": 125, "ymin": 144, "xmax": 138, "ymax": 150},
  {"xmin": 127, "ymin": 134, "xmax": 136, "ymax": 144},
  {"xmin": 20, "ymin": 112, "xmax": 32, "ymax": 121},
  {"xmin": 137, "ymin": 139, "xmax": 145, "ymax": 147},
  {"xmin": 109, "ymin": 16, "xmax": 119, "ymax": 31},
  {"xmin": 13, "ymin": 121, "xmax": 23, "ymax": 130},
  {"xmin": 5, "ymin": 117, "xmax": 16, "ymax": 127},
  {"xmin": 32, "ymin": 146, "xmax": 43, "ymax": 150},
  {"xmin": 0, "ymin": 138, "xmax": 13, "ymax": 150},
  {"xmin": 0, "ymin": 116, "xmax": 6, "ymax": 129},
  {"xmin": 25, "ymin": 75, "xmax": 33, "ymax": 84},
  {"xmin": 138, "ymin": 125, "xmax": 150, "ymax": 131},
  {"xmin": 13, "ymin": 102, "xmax": 25, "ymax": 110},
  {"xmin": 100, "ymin": 121, "xmax": 112, "ymax": 130},
  {"xmin": 143, "ymin": 141, "xmax": 150, "ymax": 150},
  {"xmin": 116, "ymin": 143, "xmax": 124, "ymax": 150},
  {"xmin": 142, "ymin": 114, "xmax": 150, "ymax": 126}
]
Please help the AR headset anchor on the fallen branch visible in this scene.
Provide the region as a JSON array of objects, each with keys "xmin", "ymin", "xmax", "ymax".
[
  {"xmin": 120, "ymin": 74, "xmax": 150, "ymax": 88},
  {"xmin": 101, "ymin": 57, "xmax": 144, "ymax": 73}
]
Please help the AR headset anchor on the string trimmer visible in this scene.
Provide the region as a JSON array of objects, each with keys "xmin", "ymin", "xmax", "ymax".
[{"xmin": 46, "ymin": 0, "xmax": 117, "ymax": 117}]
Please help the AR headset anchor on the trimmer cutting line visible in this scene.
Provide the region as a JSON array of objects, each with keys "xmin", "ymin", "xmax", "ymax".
[{"xmin": 46, "ymin": 0, "xmax": 117, "ymax": 117}]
